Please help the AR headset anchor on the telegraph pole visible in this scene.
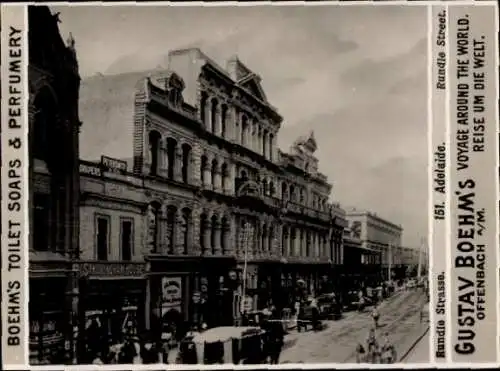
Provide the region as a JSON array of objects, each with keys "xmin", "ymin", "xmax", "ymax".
[
  {"xmin": 387, "ymin": 242, "xmax": 392, "ymax": 282},
  {"xmin": 417, "ymin": 237, "xmax": 424, "ymax": 280},
  {"xmin": 241, "ymin": 221, "xmax": 250, "ymax": 314}
]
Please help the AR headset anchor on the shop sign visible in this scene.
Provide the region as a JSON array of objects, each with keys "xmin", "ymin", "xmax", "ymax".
[
  {"xmin": 79, "ymin": 161, "xmax": 102, "ymax": 177},
  {"xmin": 161, "ymin": 277, "xmax": 182, "ymax": 307},
  {"xmin": 101, "ymin": 155, "xmax": 127, "ymax": 174},
  {"xmin": 79, "ymin": 262, "xmax": 145, "ymax": 277}
]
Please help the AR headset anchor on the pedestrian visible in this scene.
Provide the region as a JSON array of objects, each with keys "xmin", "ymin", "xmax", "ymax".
[
  {"xmin": 92, "ymin": 351, "xmax": 104, "ymax": 365},
  {"xmin": 268, "ymin": 313, "xmax": 285, "ymax": 364},
  {"xmin": 366, "ymin": 328, "xmax": 379, "ymax": 363},
  {"xmin": 355, "ymin": 342, "xmax": 366, "ymax": 363},
  {"xmin": 380, "ymin": 332, "xmax": 396, "ymax": 364},
  {"xmin": 371, "ymin": 305, "xmax": 380, "ymax": 328},
  {"xmin": 141, "ymin": 341, "xmax": 158, "ymax": 364}
]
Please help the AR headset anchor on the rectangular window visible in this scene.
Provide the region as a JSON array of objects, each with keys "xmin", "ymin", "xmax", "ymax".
[
  {"xmin": 96, "ymin": 216, "xmax": 109, "ymax": 261},
  {"xmin": 33, "ymin": 194, "xmax": 50, "ymax": 251},
  {"xmin": 120, "ymin": 219, "xmax": 133, "ymax": 261}
]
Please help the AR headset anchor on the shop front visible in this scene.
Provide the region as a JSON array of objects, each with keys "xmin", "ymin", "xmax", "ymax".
[
  {"xmin": 76, "ymin": 261, "xmax": 146, "ymax": 363},
  {"xmin": 281, "ymin": 261, "xmax": 333, "ymax": 301},
  {"xmin": 146, "ymin": 255, "xmax": 237, "ymax": 343},
  {"xmin": 29, "ymin": 271, "xmax": 70, "ymax": 365}
]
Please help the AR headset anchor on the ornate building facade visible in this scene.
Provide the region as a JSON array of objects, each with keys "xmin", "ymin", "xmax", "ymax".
[
  {"xmin": 28, "ymin": 6, "xmax": 81, "ymax": 364},
  {"xmin": 77, "ymin": 48, "xmax": 346, "ymax": 344},
  {"xmin": 345, "ymin": 209, "xmax": 403, "ymax": 283},
  {"xmin": 132, "ymin": 48, "xmax": 346, "ymax": 328},
  {"xmin": 77, "ymin": 159, "xmax": 147, "ymax": 361}
]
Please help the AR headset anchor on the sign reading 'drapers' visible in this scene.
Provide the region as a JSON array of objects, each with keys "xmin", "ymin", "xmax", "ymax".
[{"xmin": 448, "ymin": 5, "xmax": 498, "ymax": 363}]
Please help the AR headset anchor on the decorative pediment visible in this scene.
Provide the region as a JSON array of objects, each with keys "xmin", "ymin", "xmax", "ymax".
[
  {"xmin": 226, "ymin": 55, "xmax": 268, "ymax": 102},
  {"xmin": 239, "ymin": 74, "xmax": 267, "ymax": 102}
]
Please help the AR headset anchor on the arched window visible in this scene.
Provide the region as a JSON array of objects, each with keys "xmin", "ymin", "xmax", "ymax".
[
  {"xmin": 148, "ymin": 131, "xmax": 161, "ymax": 176},
  {"xmin": 263, "ymin": 130, "xmax": 268, "ymax": 158},
  {"xmin": 269, "ymin": 133, "xmax": 274, "ymax": 161},
  {"xmin": 166, "ymin": 137, "xmax": 177, "ymax": 180},
  {"xmin": 200, "ymin": 213, "xmax": 207, "ymax": 254},
  {"xmin": 262, "ymin": 225, "xmax": 268, "ymax": 253},
  {"xmin": 235, "ymin": 119, "xmax": 240, "ymax": 144},
  {"xmin": 200, "ymin": 92, "xmax": 208, "ymax": 125},
  {"xmin": 181, "ymin": 143, "xmax": 191, "ymax": 184},
  {"xmin": 221, "ymin": 105, "xmax": 228, "ymax": 138},
  {"xmin": 210, "ymin": 98, "xmax": 218, "ymax": 133},
  {"xmin": 290, "ymin": 185, "xmax": 296, "ymax": 202},
  {"xmin": 211, "ymin": 215, "xmax": 218, "ymax": 254},
  {"xmin": 181, "ymin": 208, "xmax": 191, "ymax": 254},
  {"xmin": 269, "ymin": 181, "xmax": 275, "ymax": 197},
  {"xmin": 166, "ymin": 206, "xmax": 176, "ymax": 254},
  {"xmin": 268, "ymin": 226, "xmax": 274, "ymax": 254},
  {"xmin": 221, "ymin": 216, "xmax": 228, "ymax": 253},
  {"xmin": 200, "ymin": 156, "xmax": 208, "ymax": 186},
  {"xmin": 262, "ymin": 179, "xmax": 268, "ymax": 196},
  {"xmin": 281, "ymin": 182, "xmax": 288, "ymax": 201},
  {"xmin": 306, "ymin": 231, "xmax": 311, "ymax": 257},
  {"xmin": 240, "ymin": 170, "xmax": 248, "ymax": 182},
  {"xmin": 211, "ymin": 159, "xmax": 218, "ymax": 189},
  {"xmin": 221, "ymin": 163, "xmax": 228, "ymax": 191}
]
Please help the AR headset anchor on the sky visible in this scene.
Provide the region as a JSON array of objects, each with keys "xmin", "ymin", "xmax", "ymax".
[{"xmin": 52, "ymin": 4, "xmax": 428, "ymax": 248}]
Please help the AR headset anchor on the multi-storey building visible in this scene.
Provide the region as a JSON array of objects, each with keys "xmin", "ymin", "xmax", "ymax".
[
  {"xmin": 342, "ymin": 223, "xmax": 377, "ymax": 297},
  {"xmin": 77, "ymin": 159, "xmax": 147, "ymax": 359},
  {"xmin": 28, "ymin": 6, "xmax": 81, "ymax": 364},
  {"xmin": 345, "ymin": 209, "xmax": 403, "ymax": 282},
  {"xmin": 78, "ymin": 48, "xmax": 346, "ymax": 338}
]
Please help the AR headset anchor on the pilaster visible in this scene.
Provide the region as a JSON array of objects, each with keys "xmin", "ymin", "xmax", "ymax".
[
  {"xmin": 191, "ymin": 208, "xmax": 202, "ymax": 256},
  {"xmin": 204, "ymin": 98, "xmax": 211, "ymax": 130},
  {"xmin": 213, "ymin": 218, "xmax": 222, "ymax": 255},
  {"xmin": 213, "ymin": 162, "xmax": 222, "ymax": 192},
  {"xmin": 191, "ymin": 144, "xmax": 202, "ymax": 187},
  {"xmin": 202, "ymin": 217, "xmax": 211, "ymax": 256},
  {"xmin": 158, "ymin": 140, "xmax": 168, "ymax": 177}
]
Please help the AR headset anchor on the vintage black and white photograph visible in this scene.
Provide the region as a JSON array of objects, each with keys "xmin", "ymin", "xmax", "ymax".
[{"xmin": 28, "ymin": 3, "xmax": 430, "ymax": 366}]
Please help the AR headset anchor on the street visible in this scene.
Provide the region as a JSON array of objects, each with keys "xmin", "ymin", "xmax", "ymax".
[
  {"xmin": 281, "ymin": 289, "xmax": 428, "ymax": 363},
  {"xmin": 401, "ymin": 330, "xmax": 429, "ymax": 363}
]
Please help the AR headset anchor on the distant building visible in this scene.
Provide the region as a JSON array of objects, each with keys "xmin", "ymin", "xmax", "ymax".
[
  {"xmin": 28, "ymin": 6, "xmax": 81, "ymax": 365},
  {"xmin": 344, "ymin": 209, "xmax": 403, "ymax": 282},
  {"xmin": 78, "ymin": 48, "xmax": 347, "ymax": 338}
]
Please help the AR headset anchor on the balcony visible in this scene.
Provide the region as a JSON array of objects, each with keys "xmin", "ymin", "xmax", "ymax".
[{"xmin": 283, "ymin": 200, "xmax": 331, "ymax": 222}]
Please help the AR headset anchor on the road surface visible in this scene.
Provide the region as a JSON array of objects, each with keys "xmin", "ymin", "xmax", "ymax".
[
  {"xmin": 280, "ymin": 289, "xmax": 428, "ymax": 364},
  {"xmin": 401, "ymin": 331, "xmax": 429, "ymax": 363}
]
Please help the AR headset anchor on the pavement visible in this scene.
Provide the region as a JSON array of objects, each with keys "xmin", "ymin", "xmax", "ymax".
[
  {"xmin": 280, "ymin": 289, "xmax": 428, "ymax": 364},
  {"xmin": 400, "ymin": 329, "xmax": 430, "ymax": 363}
]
